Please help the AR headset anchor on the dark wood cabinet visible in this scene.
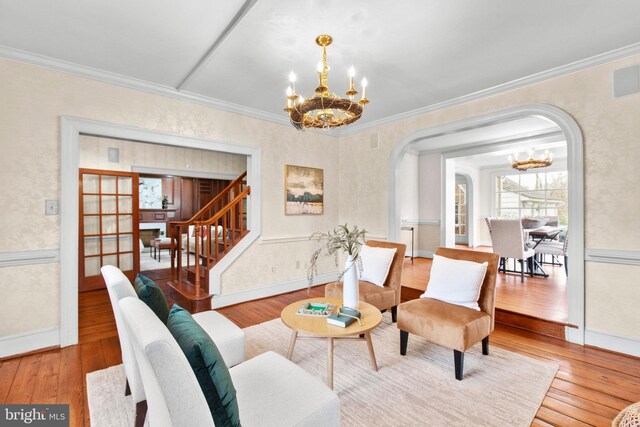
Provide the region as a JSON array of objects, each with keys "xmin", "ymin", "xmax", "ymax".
[
  {"xmin": 139, "ymin": 175, "xmax": 231, "ymax": 223},
  {"xmin": 180, "ymin": 178, "xmax": 195, "ymax": 220},
  {"xmin": 162, "ymin": 176, "xmax": 177, "ymax": 207}
]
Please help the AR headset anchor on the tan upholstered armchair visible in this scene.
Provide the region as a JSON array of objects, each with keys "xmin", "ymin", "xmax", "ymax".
[
  {"xmin": 325, "ymin": 240, "xmax": 406, "ymax": 322},
  {"xmin": 397, "ymin": 247, "xmax": 499, "ymax": 380}
]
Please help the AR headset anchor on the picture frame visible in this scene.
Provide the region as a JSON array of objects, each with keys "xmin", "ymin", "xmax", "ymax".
[{"xmin": 284, "ymin": 164, "xmax": 324, "ymax": 215}]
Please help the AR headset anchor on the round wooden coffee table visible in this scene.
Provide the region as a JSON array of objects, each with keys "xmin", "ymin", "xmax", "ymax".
[{"xmin": 281, "ymin": 297, "xmax": 382, "ymax": 389}]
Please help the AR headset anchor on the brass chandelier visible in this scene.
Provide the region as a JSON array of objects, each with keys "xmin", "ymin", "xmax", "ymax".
[
  {"xmin": 284, "ymin": 34, "xmax": 369, "ymax": 131},
  {"xmin": 508, "ymin": 149, "xmax": 553, "ymax": 171}
]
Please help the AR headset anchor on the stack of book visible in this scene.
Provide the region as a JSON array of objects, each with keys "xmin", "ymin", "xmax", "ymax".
[{"xmin": 327, "ymin": 306, "xmax": 362, "ymax": 328}]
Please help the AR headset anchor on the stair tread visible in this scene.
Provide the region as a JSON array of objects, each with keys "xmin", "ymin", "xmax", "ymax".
[{"xmin": 169, "ymin": 280, "xmax": 213, "ymax": 301}]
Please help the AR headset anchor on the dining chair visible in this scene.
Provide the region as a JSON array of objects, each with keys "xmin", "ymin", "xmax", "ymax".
[
  {"xmin": 534, "ymin": 231, "xmax": 569, "ymax": 276},
  {"xmin": 488, "ymin": 219, "xmax": 536, "ymax": 282}
]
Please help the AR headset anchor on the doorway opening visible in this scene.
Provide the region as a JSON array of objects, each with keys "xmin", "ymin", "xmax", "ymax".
[
  {"xmin": 60, "ymin": 117, "xmax": 261, "ymax": 347},
  {"xmin": 389, "ymin": 105, "xmax": 584, "ymax": 344}
]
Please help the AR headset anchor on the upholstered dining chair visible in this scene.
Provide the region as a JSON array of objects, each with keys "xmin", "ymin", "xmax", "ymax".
[
  {"xmin": 535, "ymin": 230, "xmax": 569, "ymax": 276},
  {"xmin": 488, "ymin": 218, "xmax": 535, "ymax": 282},
  {"xmin": 397, "ymin": 247, "xmax": 499, "ymax": 380},
  {"xmin": 325, "ymin": 240, "xmax": 406, "ymax": 322}
]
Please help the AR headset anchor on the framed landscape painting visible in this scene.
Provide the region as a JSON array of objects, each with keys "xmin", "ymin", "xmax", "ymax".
[{"xmin": 285, "ymin": 165, "xmax": 323, "ymax": 215}]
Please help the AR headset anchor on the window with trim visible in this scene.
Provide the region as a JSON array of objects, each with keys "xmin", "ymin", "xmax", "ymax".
[{"xmin": 495, "ymin": 171, "xmax": 568, "ymax": 225}]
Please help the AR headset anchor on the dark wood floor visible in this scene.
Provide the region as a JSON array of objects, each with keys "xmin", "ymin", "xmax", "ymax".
[{"xmin": 1, "ymin": 268, "xmax": 637, "ymax": 426}]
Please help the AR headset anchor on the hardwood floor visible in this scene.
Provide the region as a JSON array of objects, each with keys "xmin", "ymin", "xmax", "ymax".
[
  {"xmin": 408, "ymin": 249, "xmax": 569, "ymax": 324},
  {"xmin": 1, "ymin": 272, "xmax": 637, "ymax": 426}
]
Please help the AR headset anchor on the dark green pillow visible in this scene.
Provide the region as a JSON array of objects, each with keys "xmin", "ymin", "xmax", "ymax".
[
  {"xmin": 167, "ymin": 304, "xmax": 240, "ymax": 427},
  {"xmin": 133, "ymin": 273, "xmax": 170, "ymax": 324}
]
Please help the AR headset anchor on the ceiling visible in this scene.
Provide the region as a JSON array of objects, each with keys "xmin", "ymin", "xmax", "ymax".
[
  {"xmin": 2, "ymin": 1, "xmax": 640, "ymax": 129},
  {"xmin": 413, "ymin": 116, "xmax": 566, "ymax": 169}
]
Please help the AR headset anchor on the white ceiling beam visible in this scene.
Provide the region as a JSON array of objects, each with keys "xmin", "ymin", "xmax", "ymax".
[{"xmin": 176, "ymin": 0, "xmax": 258, "ymax": 91}]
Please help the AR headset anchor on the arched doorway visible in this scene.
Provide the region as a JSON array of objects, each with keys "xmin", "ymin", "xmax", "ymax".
[{"xmin": 388, "ymin": 104, "xmax": 584, "ymax": 344}]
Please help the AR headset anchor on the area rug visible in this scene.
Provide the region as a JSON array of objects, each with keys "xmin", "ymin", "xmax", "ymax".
[{"xmin": 87, "ymin": 314, "xmax": 558, "ymax": 426}]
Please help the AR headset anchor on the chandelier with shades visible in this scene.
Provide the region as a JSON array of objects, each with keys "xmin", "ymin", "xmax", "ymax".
[
  {"xmin": 284, "ymin": 34, "xmax": 369, "ymax": 131},
  {"xmin": 508, "ymin": 149, "xmax": 553, "ymax": 171}
]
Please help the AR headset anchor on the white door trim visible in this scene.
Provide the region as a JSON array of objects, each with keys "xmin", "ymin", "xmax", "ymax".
[
  {"xmin": 60, "ymin": 117, "xmax": 261, "ymax": 346},
  {"xmin": 387, "ymin": 104, "xmax": 585, "ymax": 344}
]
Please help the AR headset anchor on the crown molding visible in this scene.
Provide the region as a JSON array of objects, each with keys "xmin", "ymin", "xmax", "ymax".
[
  {"xmin": 338, "ymin": 42, "xmax": 640, "ymax": 136},
  {"xmin": 3, "ymin": 41, "xmax": 640, "ymax": 138},
  {"xmin": 0, "ymin": 44, "xmax": 290, "ymax": 128}
]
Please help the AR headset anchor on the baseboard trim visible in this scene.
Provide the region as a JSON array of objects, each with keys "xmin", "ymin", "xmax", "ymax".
[
  {"xmin": 0, "ymin": 249, "xmax": 60, "ymax": 268},
  {"xmin": 585, "ymin": 329, "xmax": 640, "ymax": 358},
  {"xmin": 0, "ymin": 327, "xmax": 60, "ymax": 359},
  {"xmin": 416, "ymin": 250, "xmax": 435, "ymax": 259},
  {"xmin": 212, "ymin": 272, "xmax": 339, "ymax": 309}
]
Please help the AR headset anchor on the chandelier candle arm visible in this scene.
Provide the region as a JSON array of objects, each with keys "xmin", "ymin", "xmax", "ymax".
[
  {"xmin": 289, "ymin": 72, "xmax": 296, "ymax": 91},
  {"xmin": 346, "ymin": 66, "xmax": 358, "ymax": 98}
]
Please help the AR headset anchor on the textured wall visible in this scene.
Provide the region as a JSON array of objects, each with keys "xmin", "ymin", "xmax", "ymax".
[
  {"xmin": 79, "ymin": 135, "xmax": 247, "ymax": 175},
  {"xmin": 339, "ymin": 54, "xmax": 640, "ymax": 340},
  {"xmin": 0, "ymin": 58, "xmax": 338, "ymax": 337},
  {"xmin": 2, "ymin": 50, "xmax": 640, "ymax": 342}
]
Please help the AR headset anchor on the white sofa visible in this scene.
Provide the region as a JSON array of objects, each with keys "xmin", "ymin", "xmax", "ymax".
[
  {"xmin": 119, "ymin": 297, "xmax": 341, "ymax": 427},
  {"xmin": 100, "ymin": 266, "xmax": 246, "ymax": 425},
  {"xmin": 181, "ymin": 225, "xmax": 224, "ymax": 254}
]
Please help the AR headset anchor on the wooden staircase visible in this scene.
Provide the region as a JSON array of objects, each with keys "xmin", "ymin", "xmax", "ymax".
[{"xmin": 167, "ymin": 171, "xmax": 250, "ymax": 312}]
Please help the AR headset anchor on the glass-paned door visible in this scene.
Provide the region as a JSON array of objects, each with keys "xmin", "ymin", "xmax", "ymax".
[
  {"xmin": 79, "ymin": 169, "xmax": 139, "ymax": 292},
  {"xmin": 454, "ymin": 181, "xmax": 468, "ymax": 244}
]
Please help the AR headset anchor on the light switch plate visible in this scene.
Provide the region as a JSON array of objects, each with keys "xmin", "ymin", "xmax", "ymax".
[{"xmin": 45, "ymin": 199, "xmax": 59, "ymax": 215}]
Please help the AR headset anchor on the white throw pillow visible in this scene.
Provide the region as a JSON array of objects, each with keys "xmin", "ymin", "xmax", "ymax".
[
  {"xmin": 358, "ymin": 245, "xmax": 397, "ymax": 287},
  {"xmin": 421, "ymin": 255, "xmax": 488, "ymax": 311}
]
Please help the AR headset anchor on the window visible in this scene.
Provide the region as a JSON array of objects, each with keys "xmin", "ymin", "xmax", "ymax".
[
  {"xmin": 455, "ymin": 183, "xmax": 467, "ymax": 236},
  {"xmin": 495, "ymin": 171, "xmax": 568, "ymax": 225}
]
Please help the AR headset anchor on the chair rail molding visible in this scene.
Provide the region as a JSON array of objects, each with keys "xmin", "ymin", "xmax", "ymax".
[
  {"xmin": 259, "ymin": 233, "xmax": 388, "ymax": 245},
  {"xmin": 0, "ymin": 249, "xmax": 59, "ymax": 267},
  {"xmin": 402, "ymin": 219, "xmax": 440, "ymax": 226},
  {"xmin": 585, "ymin": 248, "xmax": 640, "ymax": 266},
  {"xmin": 60, "ymin": 116, "xmax": 261, "ymax": 347},
  {"xmin": 388, "ymin": 104, "xmax": 585, "ymax": 345}
]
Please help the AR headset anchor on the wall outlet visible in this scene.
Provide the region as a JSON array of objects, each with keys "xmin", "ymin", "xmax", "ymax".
[{"xmin": 45, "ymin": 200, "xmax": 59, "ymax": 215}]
